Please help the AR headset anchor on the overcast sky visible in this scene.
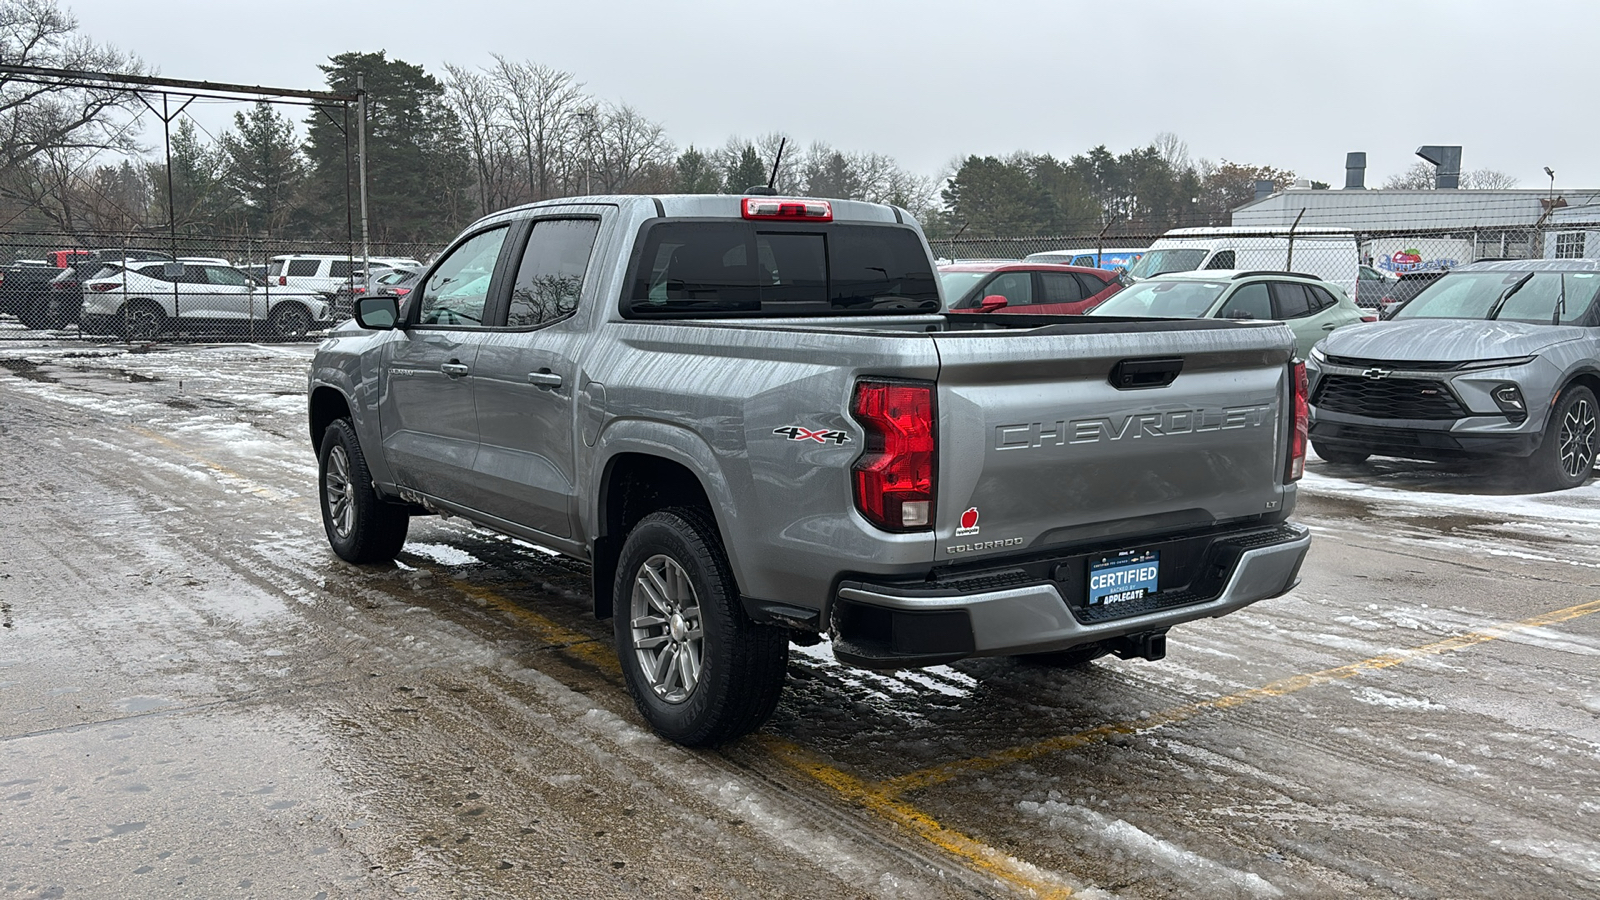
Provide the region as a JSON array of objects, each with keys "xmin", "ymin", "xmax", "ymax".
[{"xmin": 62, "ymin": 0, "xmax": 1600, "ymax": 190}]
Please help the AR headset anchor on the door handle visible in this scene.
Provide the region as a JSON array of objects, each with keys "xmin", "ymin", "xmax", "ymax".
[
  {"xmin": 1321, "ymin": 323, "xmax": 1337, "ymax": 330},
  {"xmin": 527, "ymin": 371, "xmax": 563, "ymax": 389},
  {"xmin": 440, "ymin": 362, "xmax": 470, "ymax": 377}
]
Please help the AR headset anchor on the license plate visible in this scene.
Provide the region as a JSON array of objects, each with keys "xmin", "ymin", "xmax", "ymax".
[{"xmin": 1088, "ymin": 550, "xmax": 1160, "ymax": 606}]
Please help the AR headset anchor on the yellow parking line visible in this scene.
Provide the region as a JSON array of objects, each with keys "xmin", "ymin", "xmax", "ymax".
[
  {"xmin": 445, "ymin": 578, "xmax": 1077, "ymax": 897},
  {"xmin": 882, "ymin": 596, "xmax": 1600, "ymax": 799},
  {"xmin": 129, "ymin": 425, "xmax": 286, "ymax": 502}
]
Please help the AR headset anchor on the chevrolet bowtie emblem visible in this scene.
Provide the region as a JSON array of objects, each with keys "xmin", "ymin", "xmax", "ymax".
[{"xmin": 1361, "ymin": 367, "xmax": 1392, "ymax": 380}]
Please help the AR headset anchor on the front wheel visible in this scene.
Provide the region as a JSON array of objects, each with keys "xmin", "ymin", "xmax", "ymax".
[
  {"xmin": 1312, "ymin": 441, "xmax": 1370, "ymax": 465},
  {"xmin": 613, "ymin": 508, "xmax": 788, "ymax": 747},
  {"xmin": 1527, "ymin": 385, "xmax": 1597, "ymax": 492},
  {"xmin": 318, "ymin": 418, "xmax": 409, "ymax": 562}
]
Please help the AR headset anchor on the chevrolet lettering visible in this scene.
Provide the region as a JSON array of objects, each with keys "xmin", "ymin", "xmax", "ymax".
[
  {"xmin": 995, "ymin": 404, "xmax": 1272, "ymax": 451},
  {"xmin": 309, "ymin": 192, "xmax": 1311, "ymax": 749}
]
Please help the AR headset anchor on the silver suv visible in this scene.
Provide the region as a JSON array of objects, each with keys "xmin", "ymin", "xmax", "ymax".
[{"xmin": 1307, "ymin": 259, "xmax": 1600, "ymax": 490}]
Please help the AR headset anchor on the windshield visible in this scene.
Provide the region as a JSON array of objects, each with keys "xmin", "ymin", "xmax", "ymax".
[
  {"xmin": 1125, "ymin": 248, "xmax": 1207, "ymax": 279},
  {"xmin": 1088, "ymin": 279, "xmax": 1228, "ymax": 318},
  {"xmin": 1395, "ymin": 271, "xmax": 1600, "ymax": 324},
  {"xmin": 937, "ymin": 271, "xmax": 988, "ymax": 306}
]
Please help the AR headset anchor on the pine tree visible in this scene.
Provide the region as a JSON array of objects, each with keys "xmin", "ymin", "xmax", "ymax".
[
  {"xmin": 673, "ymin": 146, "xmax": 722, "ymax": 193},
  {"xmin": 724, "ymin": 145, "xmax": 767, "ymax": 193},
  {"xmin": 219, "ymin": 101, "xmax": 304, "ymax": 236}
]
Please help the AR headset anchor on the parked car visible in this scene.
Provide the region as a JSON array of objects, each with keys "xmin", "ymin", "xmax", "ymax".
[
  {"xmin": 80, "ymin": 260, "xmax": 331, "ymax": 340},
  {"xmin": 35, "ymin": 249, "xmax": 174, "ymax": 330},
  {"xmin": 1355, "ymin": 264, "xmax": 1397, "ymax": 307},
  {"xmin": 1376, "ymin": 271, "xmax": 1448, "ymax": 318},
  {"xmin": 1124, "ymin": 227, "xmax": 1360, "ymax": 297},
  {"xmin": 331, "ymin": 267, "xmax": 420, "ymax": 320},
  {"xmin": 309, "ymin": 193, "xmax": 1311, "ymax": 747},
  {"xmin": 940, "ymin": 261, "xmax": 1121, "ymax": 315},
  {"xmin": 1, "ymin": 260, "xmax": 63, "ymax": 327},
  {"xmin": 1023, "ymin": 247, "xmax": 1147, "ymax": 271},
  {"xmin": 1307, "ymin": 259, "xmax": 1600, "ymax": 490},
  {"xmin": 1087, "ymin": 270, "xmax": 1369, "ymax": 357}
]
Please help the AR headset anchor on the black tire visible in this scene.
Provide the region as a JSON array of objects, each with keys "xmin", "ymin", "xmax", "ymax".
[
  {"xmin": 1016, "ymin": 642, "xmax": 1110, "ymax": 668},
  {"xmin": 613, "ymin": 508, "xmax": 788, "ymax": 747},
  {"xmin": 1312, "ymin": 441, "xmax": 1370, "ymax": 465},
  {"xmin": 122, "ymin": 300, "xmax": 166, "ymax": 341},
  {"xmin": 318, "ymin": 418, "xmax": 409, "ymax": 563},
  {"xmin": 1527, "ymin": 385, "xmax": 1597, "ymax": 492},
  {"xmin": 270, "ymin": 302, "xmax": 313, "ymax": 340}
]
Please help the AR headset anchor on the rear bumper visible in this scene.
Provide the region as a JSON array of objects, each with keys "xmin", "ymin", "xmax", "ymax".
[{"xmin": 830, "ymin": 523, "xmax": 1310, "ymax": 669}]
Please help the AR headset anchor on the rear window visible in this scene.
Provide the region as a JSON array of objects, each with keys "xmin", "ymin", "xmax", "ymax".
[
  {"xmin": 626, "ymin": 222, "xmax": 938, "ymax": 318},
  {"xmin": 286, "ymin": 259, "xmax": 320, "ymax": 277}
]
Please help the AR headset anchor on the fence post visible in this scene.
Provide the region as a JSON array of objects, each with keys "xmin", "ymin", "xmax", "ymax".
[{"xmin": 1285, "ymin": 207, "xmax": 1306, "ymax": 271}]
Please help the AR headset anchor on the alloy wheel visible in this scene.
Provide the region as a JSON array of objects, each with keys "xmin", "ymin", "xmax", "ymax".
[
  {"xmin": 324, "ymin": 444, "xmax": 356, "ymax": 538},
  {"xmin": 629, "ymin": 554, "xmax": 704, "ymax": 703},
  {"xmin": 1559, "ymin": 397, "xmax": 1597, "ymax": 479}
]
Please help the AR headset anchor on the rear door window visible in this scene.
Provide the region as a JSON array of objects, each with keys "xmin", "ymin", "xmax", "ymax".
[
  {"xmin": 1204, "ymin": 250, "xmax": 1236, "ymax": 269},
  {"xmin": 1271, "ymin": 282, "xmax": 1314, "ymax": 318},
  {"xmin": 506, "ymin": 218, "xmax": 601, "ymax": 327},
  {"xmin": 330, "ymin": 260, "xmax": 355, "ymax": 279},
  {"xmin": 628, "ymin": 222, "xmax": 938, "ymax": 317},
  {"xmin": 1036, "ymin": 272, "xmax": 1083, "ymax": 305}
]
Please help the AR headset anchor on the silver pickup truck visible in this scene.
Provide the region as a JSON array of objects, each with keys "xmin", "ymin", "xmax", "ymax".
[{"xmin": 308, "ymin": 194, "xmax": 1312, "ymax": 746}]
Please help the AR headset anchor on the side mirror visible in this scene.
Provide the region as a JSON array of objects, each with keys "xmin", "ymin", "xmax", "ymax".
[
  {"xmin": 978, "ymin": 294, "xmax": 1009, "ymax": 313},
  {"xmin": 354, "ymin": 294, "xmax": 401, "ymax": 330}
]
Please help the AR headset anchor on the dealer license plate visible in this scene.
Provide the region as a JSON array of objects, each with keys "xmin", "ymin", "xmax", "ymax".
[{"xmin": 1087, "ymin": 550, "xmax": 1160, "ymax": 606}]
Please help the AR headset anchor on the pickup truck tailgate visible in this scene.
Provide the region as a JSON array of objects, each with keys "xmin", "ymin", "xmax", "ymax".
[{"xmin": 932, "ymin": 322, "xmax": 1294, "ymax": 561}]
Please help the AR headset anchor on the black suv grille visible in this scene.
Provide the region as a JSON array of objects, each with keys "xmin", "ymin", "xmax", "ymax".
[{"xmin": 1313, "ymin": 374, "xmax": 1466, "ymax": 420}]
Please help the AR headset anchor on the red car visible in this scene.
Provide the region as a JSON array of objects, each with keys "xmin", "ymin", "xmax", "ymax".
[{"xmin": 940, "ymin": 261, "xmax": 1122, "ymax": 315}]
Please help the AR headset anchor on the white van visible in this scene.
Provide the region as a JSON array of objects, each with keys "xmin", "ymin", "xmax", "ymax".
[{"xmin": 1124, "ymin": 227, "xmax": 1358, "ymax": 296}]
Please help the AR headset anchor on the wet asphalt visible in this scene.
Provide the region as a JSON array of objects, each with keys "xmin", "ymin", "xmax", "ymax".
[{"xmin": 2, "ymin": 336, "xmax": 1599, "ymax": 899}]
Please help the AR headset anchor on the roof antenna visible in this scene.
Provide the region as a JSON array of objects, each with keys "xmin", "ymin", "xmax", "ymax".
[{"xmin": 747, "ymin": 138, "xmax": 786, "ymax": 195}]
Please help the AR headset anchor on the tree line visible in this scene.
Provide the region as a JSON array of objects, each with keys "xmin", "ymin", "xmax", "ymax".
[{"xmin": 0, "ymin": 0, "xmax": 1519, "ymax": 247}]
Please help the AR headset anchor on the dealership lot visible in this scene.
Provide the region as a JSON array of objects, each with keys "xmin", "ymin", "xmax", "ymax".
[{"xmin": 2, "ymin": 339, "xmax": 1599, "ymax": 899}]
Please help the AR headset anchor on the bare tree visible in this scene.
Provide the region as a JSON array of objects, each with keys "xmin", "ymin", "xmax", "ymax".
[
  {"xmin": 443, "ymin": 63, "xmax": 512, "ymax": 214},
  {"xmin": 1152, "ymin": 131, "xmax": 1191, "ymax": 173},
  {"xmin": 590, "ymin": 101, "xmax": 673, "ymax": 194},
  {"xmin": 1384, "ymin": 160, "xmax": 1520, "ymax": 190},
  {"xmin": 488, "ymin": 56, "xmax": 584, "ymax": 202},
  {"xmin": 0, "ymin": 0, "xmax": 144, "ymax": 181}
]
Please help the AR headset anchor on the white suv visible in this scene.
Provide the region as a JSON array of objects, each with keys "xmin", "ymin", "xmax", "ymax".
[
  {"xmin": 269, "ymin": 254, "xmax": 424, "ymax": 296},
  {"xmin": 80, "ymin": 261, "xmax": 331, "ymax": 340}
]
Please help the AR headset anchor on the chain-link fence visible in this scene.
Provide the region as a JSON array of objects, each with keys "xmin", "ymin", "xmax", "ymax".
[
  {"xmin": 0, "ymin": 231, "xmax": 442, "ymax": 342},
  {"xmin": 931, "ymin": 221, "xmax": 1600, "ymax": 311}
]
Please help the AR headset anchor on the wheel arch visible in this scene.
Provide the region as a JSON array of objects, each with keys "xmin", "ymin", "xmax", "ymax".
[
  {"xmin": 591, "ymin": 449, "xmax": 724, "ymax": 621},
  {"xmin": 309, "ymin": 385, "xmax": 353, "ymax": 453}
]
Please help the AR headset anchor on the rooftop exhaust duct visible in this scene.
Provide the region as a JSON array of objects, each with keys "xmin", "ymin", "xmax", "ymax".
[
  {"xmin": 1416, "ymin": 145, "xmax": 1462, "ymax": 189},
  {"xmin": 1253, "ymin": 179, "xmax": 1275, "ymax": 202},
  {"xmin": 1344, "ymin": 152, "xmax": 1366, "ymax": 189}
]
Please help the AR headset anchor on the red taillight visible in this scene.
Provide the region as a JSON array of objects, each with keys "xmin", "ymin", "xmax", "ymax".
[
  {"xmin": 393, "ymin": 287, "xmax": 410, "ymax": 297},
  {"xmin": 1360, "ymin": 313, "xmax": 1378, "ymax": 323},
  {"xmin": 1287, "ymin": 361, "xmax": 1308, "ymax": 482},
  {"xmin": 742, "ymin": 197, "xmax": 832, "ymax": 221},
  {"xmin": 278, "ymin": 275, "xmax": 287, "ymax": 285},
  {"xmin": 850, "ymin": 379, "xmax": 935, "ymax": 531},
  {"xmin": 50, "ymin": 280, "xmax": 78, "ymax": 290},
  {"xmin": 88, "ymin": 282, "xmax": 117, "ymax": 292}
]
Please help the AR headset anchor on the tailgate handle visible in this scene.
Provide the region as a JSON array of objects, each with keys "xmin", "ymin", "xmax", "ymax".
[{"xmin": 1109, "ymin": 357, "xmax": 1183, "ymax": 390}]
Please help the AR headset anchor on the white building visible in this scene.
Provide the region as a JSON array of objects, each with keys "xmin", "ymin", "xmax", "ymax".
[{"xmin": 1231, "ymin": 188, "xmax": 1600, "ymax": 264}]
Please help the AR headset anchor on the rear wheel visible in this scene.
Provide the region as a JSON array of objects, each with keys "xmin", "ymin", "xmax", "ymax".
[
  {"xmin": 270, "ymin": 302, "xmax": 313, "ymax": 340},
  {"xmin": 1312, "ymin": 441, "xmax": 1370, "ymax": 465},
  {"xmin": 613, "ymin": 508, "xmax": 788, "ymax": 747},
  {"xmin": 122, "ymin": 300, "xmax": 166, "ymax": 341},
  {"xmin": 1527, "ymin": 385, "xmax": 1597, "ymax": 492},
  {"xmin": 318, "ymin": 418, "xmax": 409, "ymax": 562}
]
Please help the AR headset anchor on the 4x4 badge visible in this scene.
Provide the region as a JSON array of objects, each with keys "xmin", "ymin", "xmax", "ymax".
[{"xmin": 773, "ymin": 426, "xmax": 850, "ymax": 445}]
